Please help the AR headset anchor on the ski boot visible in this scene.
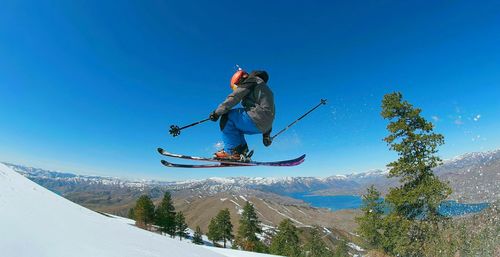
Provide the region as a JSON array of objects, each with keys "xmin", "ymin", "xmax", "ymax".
[{"xmin": 214, "ymin": 144, "xmax": 253, "ymax": 162}]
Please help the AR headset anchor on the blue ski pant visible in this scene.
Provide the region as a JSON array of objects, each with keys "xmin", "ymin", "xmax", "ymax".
[{"xmin": 221, "ymin": 108, "xmax": 261, "ymax": 153}]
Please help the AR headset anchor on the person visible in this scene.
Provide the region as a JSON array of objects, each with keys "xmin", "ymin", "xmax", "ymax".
[{"xmin": 209, "ymin": 68, "xmax": 275, "ymax": 160}]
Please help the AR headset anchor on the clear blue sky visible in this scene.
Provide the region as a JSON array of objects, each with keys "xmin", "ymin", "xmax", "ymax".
[{"xmin": 1, "ymin": 1, "xmax": 499, "ymax": 180}]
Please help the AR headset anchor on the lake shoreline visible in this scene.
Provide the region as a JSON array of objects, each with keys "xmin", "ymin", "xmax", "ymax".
[{"xmin": 288, "ymin": 192, "xmax": 490, "ymax": 216}]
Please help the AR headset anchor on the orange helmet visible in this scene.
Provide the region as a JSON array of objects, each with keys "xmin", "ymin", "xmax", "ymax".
[{"xmin": 230, "ymin": 69, "xmax": 248, "ymax": 90}]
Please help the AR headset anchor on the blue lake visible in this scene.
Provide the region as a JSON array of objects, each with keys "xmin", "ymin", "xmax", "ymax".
[
  {"xmin": 288, "ymin": 193, "xmax": 362, "ymax": 211},
  {"xmin": 289, "ymin": 193, "xmax": 489, "ymax": 216},
  {"xmin": 438, "ymin": 201, "xmax": 490, "ymax": 217}
]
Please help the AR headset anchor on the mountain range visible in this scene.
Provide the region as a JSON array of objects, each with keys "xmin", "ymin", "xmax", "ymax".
[{"xmin": 5, "ymin": 148, "xmax": 499, "ymax": 203}]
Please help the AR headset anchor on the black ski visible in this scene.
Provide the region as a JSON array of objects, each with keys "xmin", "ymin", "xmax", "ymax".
[{"xmin": 157, "ymin": 148, "xmax": 305, "ymax": 168}]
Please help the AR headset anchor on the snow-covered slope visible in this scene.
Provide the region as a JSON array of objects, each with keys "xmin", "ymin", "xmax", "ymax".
[{"xmin": 0, "ymin": 163, "xmax": 276, "ymax": 257}]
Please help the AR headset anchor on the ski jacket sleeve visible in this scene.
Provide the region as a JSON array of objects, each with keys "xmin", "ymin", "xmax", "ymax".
[{"xmin": 214, "ymin": 83, "xmax": 253, "ymax": 116}]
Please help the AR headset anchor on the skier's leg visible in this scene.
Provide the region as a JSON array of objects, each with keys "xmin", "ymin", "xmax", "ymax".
[
  {"xmin": 229, "ymin": 109, "xmax": 261, "ymax": 154},
  {"xmin": 221, "ymin": 109, "xmax": 245, "ymax": 154},
  {"xmin": 236, "ymin": 110, "xmax": 262, "ymax": 135}
]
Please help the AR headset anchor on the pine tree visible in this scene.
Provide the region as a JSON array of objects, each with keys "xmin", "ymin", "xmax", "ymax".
[
  {"xmin": 155, "ymin": 191, "xmax": 176, "ymax": 237},
  {"xmin": 207, "ymin": 215, "xmax": 222, "ymax": 246},
  {"xmin": 216, "ymin": 208, "xmax": 234, "ymax": 248},
  {"xmin": 192, "ymin": 226, "xmax": 204, "ymax": 245},
  {"xmin": 269, "ymin": 219, "xmax": 301, "ymax": 257},
  {"xmin": 333, "ymin": 240, "xmax": 349, "ymax": 257},
  {"xmin": 236, "ymin": 201, "xmax": 263, "ymax": 251},
  {"xmin": 304, "ymin": 226, "xmax": 331, "ymax": 257},
  {"xmin": 380, "ymin": 92, "xmax": 452, "ymax": 256},
  {"xmin": 355, "ymin": 185, "xmax": 384, "ymax": 248},
  {"xmin": 133, "ymin": 195, "xmax": 155, "ymax": 230},
  {"xmin": 127, "ymin": 208, "xmax": 135, "ymax": 220},
  {"xmin": 206, "ymin": 209, "xmax": 234, "ymax": 247},
  {"xmin": 175, "ymin": 211, "xmax": 188, "ymax": 240}
]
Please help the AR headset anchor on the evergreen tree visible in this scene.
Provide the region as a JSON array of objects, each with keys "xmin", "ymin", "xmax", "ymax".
[
  {"xmin": 133, "ymin": 195, "xmax": 155, "ymax": 229},
  {"xmin": 175, "ymin": 211, "xmax": 188, "ymax": 240},
  {"xmin": 127, "ymin": 208, "xmax": 135, "ymax": 220},
  {"xmin": 155, "ymin": 191, "xmax": 176, "ymax": 237},
  {"xmin": 206, "ymin": 209, "xmax": 234, "ymax": 247},
  {"xmin": 216, "ymin": 208, "xmax": 234, "ymax": 248},
  {"xmin": 192, "ymin": 226, "xmax": 204, "ymax": 245},
  {"xmin": 269, "ymin": 219, "xmax": 301, "ymax": 257},
  {"xmin": 207, "ymin": 215, "xmax": 222, "ymax": 246},
  {"xmin": 355, "ymin": 185, "xmax": 384, "ymax": 248},
  {"xmin": 155, "ymin": 192, "xmax": 175, "ymax": 234},
  {"xmin": 333, "ymin": 240, "xmax": 349, "ymax": 257},
  {"xmin": 304, "ymin": 226, "xmax": 331, "ymax": 257},
  {"xmin": 380, "ymin": 92, "xmax": 452, "ymax": 256},
  {"xmin": 253, "ymin": 242, "xmax": 269, "ymax": 254},
  {"xmin": 236, "ymin": 201, "xmax": 262, "ymax": 251}
]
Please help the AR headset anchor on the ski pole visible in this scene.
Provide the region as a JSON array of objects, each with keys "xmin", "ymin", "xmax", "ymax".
[
  {"xmin": 169, "ymin": 118, "xmax": 210, "ymax": 137},
  {"xmin": 271, "ymin": 99, "xmax": 327, "ymax": 141}
]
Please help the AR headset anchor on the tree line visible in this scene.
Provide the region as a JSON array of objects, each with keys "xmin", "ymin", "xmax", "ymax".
[
  {"xmin": 129, "ymin": 191, "xmax": 189, "ymax": 240},
  {"xmin": 131, "ymin": 193, "xmax": 349, "ymax": 257},
  {"xmin": 207, "ymin": 201, "xmax": 350, "ymax": 256}
]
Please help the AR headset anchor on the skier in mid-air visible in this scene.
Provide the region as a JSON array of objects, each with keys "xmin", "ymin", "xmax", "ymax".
[
  {"xmin": 208, "ymin": 68, "xmax": 275, "ymax": 160},
  {"xmin": 160, "ymin": 67, "xmax": 324, "ymax": 168}
]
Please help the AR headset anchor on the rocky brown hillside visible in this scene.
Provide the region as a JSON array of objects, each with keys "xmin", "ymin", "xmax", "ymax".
[{"xmin": 170, "ymin": 191, "xmax": 364, "ymax": 256}]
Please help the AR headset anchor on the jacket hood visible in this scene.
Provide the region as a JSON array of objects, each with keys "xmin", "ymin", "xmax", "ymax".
[{"xmin": 249, "ymin": 70, "xmax": 269, "ymax": 83}]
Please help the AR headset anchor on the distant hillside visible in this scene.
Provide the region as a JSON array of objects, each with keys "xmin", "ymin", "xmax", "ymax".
[
  {"xmin": 4, "ymin": 149, "xmax": 498, "ymax": 207},
  {"xmin": 311, "ymin": 149, "xmax": 500, "ymax": 203},
  {"xmin": 434, "ymin": 150, "xmax": 500, "ymax": 203}
]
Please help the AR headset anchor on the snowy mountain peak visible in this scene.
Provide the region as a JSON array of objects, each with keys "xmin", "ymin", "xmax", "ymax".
[
  {"xmin": 443, "ymin": 149, "xmax": 500, "ymax": 168},
  {"xmin": 345, "ymin": 169, "xmax": 389, "ymax": 179}
]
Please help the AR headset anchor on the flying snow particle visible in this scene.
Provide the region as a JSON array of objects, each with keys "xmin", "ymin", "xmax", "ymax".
[
  {"xmin": 214, "ymin": 141, "xmax": 224, "ymax": 150},
  {"xmin": 473, "ymin": 114, "xmax": 481, "ymax": 122}
]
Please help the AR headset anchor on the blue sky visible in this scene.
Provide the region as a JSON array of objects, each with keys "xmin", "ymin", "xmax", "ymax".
[{"xmin": 1, "ymin": 1, "xmax": 499, "ymax": 180}]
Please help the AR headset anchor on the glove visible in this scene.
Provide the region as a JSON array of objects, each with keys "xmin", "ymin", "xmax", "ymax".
[
  {"xmin": 209, "ymin": 111, "xmax": 219, "ymax": 122},
  {"xmin": 262, "ymin": 130, "xmax": 272, "ymax": 147}
]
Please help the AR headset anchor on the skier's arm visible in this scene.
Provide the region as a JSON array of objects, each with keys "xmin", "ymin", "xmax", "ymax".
[{"xmin": 214, "ymin": 86, "xmax": 251, "ymax": 115}]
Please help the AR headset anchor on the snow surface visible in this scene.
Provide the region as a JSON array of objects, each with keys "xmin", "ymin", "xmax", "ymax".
[
  {"xmin": 0, "ymin": 163, "xmax": 278, "ymax": 257},
  {"xmin": 347, "ymin": 242, "xmax": 364, "ymax": 252}
]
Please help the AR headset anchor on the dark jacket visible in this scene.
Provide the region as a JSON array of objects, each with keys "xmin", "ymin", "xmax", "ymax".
[{"xmin": 215, "ymin": 71, "xmax": 275, "ymax": 133}]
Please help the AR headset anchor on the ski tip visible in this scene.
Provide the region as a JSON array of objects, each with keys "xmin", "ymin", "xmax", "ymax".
[
  {"xmin": 157, "ymin": 147, "xmax": 164, "ymax": 154},
  {"xmin": 295, "ymin": 154, "xmax": 306, "ymax": 161},
  {"xmin": 160, "ymin": 159, "xmax": 172, "ymax": 166}
]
